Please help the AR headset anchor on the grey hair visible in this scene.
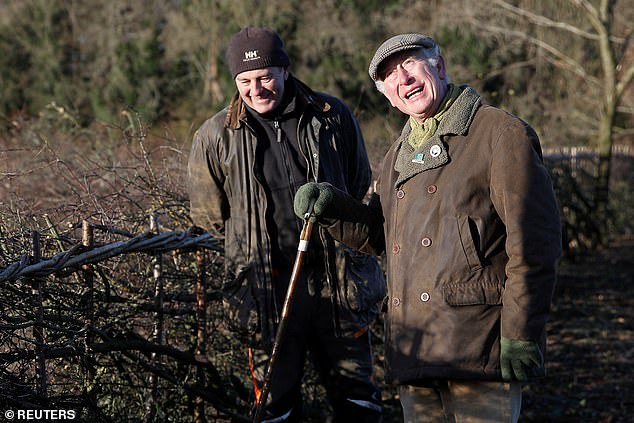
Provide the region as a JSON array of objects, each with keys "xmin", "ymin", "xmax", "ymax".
[{"xmin": 374, "ymin": 45, "xmax": 450, "ymax": 95}]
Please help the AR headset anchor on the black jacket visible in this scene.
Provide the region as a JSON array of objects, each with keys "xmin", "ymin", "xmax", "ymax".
[{"xmin": 188, "ymin": 75, "xmax": 386, "ymax": 347}]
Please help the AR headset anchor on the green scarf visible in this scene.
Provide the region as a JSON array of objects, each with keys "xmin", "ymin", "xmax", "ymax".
[{"xmin": 408, "ymin": 84, "xmax": 462, "ymax": 149}]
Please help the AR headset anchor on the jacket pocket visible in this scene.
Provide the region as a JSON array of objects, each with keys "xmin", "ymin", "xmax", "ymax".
[
  {"xmin": 222, "ymin": 265, "xmax": 260, "ymax": 338},
  {"xmin": 339, "ymin": 247, "xmax": 387, "ymax": 325},
  {"xmin": 442, "ymin": 281, "xmax": 503, "ymax": 306},
  {"xmin": 456, "ymin": 215, "xmax": 484, "ymax": 271}
]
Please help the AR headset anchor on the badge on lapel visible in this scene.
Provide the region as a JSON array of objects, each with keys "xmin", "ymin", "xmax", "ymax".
[{"xmin": 412, "ymin": 153, "xmax": 425, "ymax": 164}]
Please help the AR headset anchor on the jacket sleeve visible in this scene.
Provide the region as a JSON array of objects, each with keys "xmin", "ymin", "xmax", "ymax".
[
  {"xmin": 490, "ymin": 117, "xmax": 562, "ymax": 342},
  {"xmin": 187, "ymin": 120, "xmax": 228, "ymax": 236},
  {"xmin": 319, "ymin": 99, "xmax": 386, "ymax": 254},
  {"xmin": 319, "ymin": 186, "xmax": 386, "ymax": 257}
]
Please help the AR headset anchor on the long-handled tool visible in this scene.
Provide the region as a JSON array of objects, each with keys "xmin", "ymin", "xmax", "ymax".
[{"xmin": 252, "ymin": 201, "xmax": 315, "ymax": 423}]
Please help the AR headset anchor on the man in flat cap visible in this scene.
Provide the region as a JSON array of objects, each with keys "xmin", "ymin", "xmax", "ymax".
[
  {"xmin": 294, "ymin": 34, "xmax": 562, "ymax": 422},
  {"xmin": 188, "ymin": 27, "xmax": 384, "ymax": 422}
]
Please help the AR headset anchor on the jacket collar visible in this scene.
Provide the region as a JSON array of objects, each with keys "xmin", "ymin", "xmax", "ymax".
[
  {"xmin": 393, "ymin": 85, "xmax": 482, "ymax": 187},
  {"xmin": 224, "ymin": 74, "xmax": 331, "ymax": 129}
]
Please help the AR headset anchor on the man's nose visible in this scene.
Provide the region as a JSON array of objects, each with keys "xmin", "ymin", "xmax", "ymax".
[
  {"xmin": 250, "ymin": 80, "xmax": 264, "ymax": 94},
  {"xmin": 396, "ymin": 65, "xmax": 411, "ymax": 83}
]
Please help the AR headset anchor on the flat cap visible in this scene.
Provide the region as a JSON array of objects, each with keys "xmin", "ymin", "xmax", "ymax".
[{"xmin": 368, "ymin": 34, "xmax": 437, "ymax": 81}]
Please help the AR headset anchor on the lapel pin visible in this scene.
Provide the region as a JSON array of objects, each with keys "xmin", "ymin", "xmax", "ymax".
[{"xmin": 412, "ymin": 153, "xmax": 425, "ymax": 164}]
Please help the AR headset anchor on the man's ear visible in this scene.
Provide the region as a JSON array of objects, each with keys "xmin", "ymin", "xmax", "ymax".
[{"xmin": 437, "ymin": 56, "xmax": 447, "ymax": 80}]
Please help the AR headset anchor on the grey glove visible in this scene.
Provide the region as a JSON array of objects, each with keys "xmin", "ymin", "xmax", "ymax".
[
  {"xmin": 500, "ymin": 336, "xmax": 544, "ymax": 382},
  {"xmin": 293, "ymin": 182, "xmax": 334, "ymax": 222}
]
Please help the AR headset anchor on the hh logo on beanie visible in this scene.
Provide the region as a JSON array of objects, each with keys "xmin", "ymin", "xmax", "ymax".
[{"xmin": 244, "ymin": 50, "xmax": 259, "ymax": 61}]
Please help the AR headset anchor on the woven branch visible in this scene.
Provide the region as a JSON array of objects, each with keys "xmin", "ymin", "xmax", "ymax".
[{"xmin": 0, "ymin": 230, "xmax": 223, "ymax": 283}]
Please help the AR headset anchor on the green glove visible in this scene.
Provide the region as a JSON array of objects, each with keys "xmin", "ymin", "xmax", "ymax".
[
  {"xmin": 293, "ymin": 182, "xmax": 334, "ymax": 222},
  {"xmin": 500, "ymin": 336, "xmax": 543, "ymax": 382}
]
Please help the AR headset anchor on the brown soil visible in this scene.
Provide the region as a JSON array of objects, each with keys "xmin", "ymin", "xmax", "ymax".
[{"xmin": 521, "ymin": 241, "xmax": 634, "ymax": 422}]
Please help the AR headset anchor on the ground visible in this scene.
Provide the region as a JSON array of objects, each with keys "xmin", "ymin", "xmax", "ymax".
[{"xmin": 521, "ymin": 241, "xmax": 634, "ymax": 422}]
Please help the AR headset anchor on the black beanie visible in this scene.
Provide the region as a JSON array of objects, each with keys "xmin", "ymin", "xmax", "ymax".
[{"xmin": 226, "ymin": 27, "xmax": 290, "ymax": 79}]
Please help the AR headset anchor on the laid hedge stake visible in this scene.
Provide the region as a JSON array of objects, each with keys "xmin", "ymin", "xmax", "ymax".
[{"xmin": 252, "ymin": 201, "xmax": 315, "ymax": 423}]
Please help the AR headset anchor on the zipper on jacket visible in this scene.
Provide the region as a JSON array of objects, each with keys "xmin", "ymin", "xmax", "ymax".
[
  {"xmin": 275, "ymin": 120, "xmax": 282, "ymax": 144},
  {"xmin": 295, "ymin": 114, "xmax": 317, "ymax": 182},
  {"xmin": 274, "ymin": 119, "xmax": 299, "ymax": 199}
]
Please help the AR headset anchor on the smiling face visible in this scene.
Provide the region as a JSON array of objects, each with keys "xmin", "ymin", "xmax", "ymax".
[
  {"xmin": 235, "ymin": 66, "xmax": 288, "ymax": 115},
  {"xmin": 379, "ymin": 49, "xmax": 448, "ymax": 124}
]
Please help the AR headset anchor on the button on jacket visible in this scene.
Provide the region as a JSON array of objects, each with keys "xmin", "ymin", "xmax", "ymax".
[{"xmin": 324, "ymin": 86, "xmax": 562, "ymax": 384}]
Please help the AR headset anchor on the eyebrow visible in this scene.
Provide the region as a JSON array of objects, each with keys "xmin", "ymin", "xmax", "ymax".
[
  {"xmin": 238, "ymin": 73, "xmax": 274, "ymax": 82},
  {"xmin": 377, "ymin": 62, "xmax": 394, "ymax": 80},
  {"xmin": 378, "ymin": 52, "xmax": 417, "ymax": 78}
]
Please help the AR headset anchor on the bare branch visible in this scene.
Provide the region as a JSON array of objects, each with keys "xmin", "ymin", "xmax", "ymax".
[
  {"xmin": 616, "ymin": 62, "xmax": 634, "ymax": 100},
  {"xmin": 493, "ymin": 0, "xmax": 599, "ymax": 41},
  {"xmin": 570, "ymin": 0, "xmax": 601, "ymax": 22},
  {"xmin": 0, "ymin": 230, "xmax": 222, "ymax": 283},
  {"xmin": 470, "ymin": 21, "xmax": 599, "ymax": 85}
]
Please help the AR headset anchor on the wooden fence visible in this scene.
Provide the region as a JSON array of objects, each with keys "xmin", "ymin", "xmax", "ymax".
[
  {"xmin": 0, "ymin": 218, "xmax": 256, "ymax": 422},
  {"xmin": 543, "ymin": 144, "xmax": 633, "ymax": 252},
  {"xmin": 543, "ymin": 144, "xmax": 634, "ymax": 177}
]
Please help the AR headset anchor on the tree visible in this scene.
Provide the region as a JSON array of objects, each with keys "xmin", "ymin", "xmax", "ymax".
[{"xmin": 467, "ymin": 0, "xmax": 634, "ymax": 247}]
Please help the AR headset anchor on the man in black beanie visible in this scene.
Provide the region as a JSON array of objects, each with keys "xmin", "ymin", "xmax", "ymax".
[{"xmin": 188, "ymin": 27, "xmax": 385, "ymax": 422}]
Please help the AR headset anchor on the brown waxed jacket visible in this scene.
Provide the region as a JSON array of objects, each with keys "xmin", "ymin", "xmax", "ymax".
[
  {"xmin": 187, "ymin": 75, "xmax": 386, "ymax": 347},
  {"xmin": 324, "ymin": 86, "xmax": 562, "ymax": 384}
]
